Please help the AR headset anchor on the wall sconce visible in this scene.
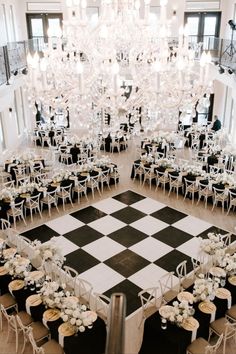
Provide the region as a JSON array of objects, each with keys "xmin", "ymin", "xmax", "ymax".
[{"xmin": 172, "ymin": 9, "xmax": 177, "ymax": 20}]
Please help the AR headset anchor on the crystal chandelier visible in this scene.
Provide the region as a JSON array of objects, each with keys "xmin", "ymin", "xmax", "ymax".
[{"xmin": 26, "ymin": 0, "xmax": 213, "ymax": 133}]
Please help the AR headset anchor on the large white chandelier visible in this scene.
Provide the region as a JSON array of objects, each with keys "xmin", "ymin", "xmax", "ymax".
[{"xmin": 26, "ymin": 0, "xmax": 213, "ymax": 132}]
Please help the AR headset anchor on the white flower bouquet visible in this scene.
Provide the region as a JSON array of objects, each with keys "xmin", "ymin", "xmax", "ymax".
[
  {"xmin": 167, "ymin": 300, "xmax": 194, "ymax": 325},
  {"xmin": 0, "ymin": 188, "xmax": 18, "ymax": 201},
  {"xmin": 39, "ymin": 276, "xmax": 67, "ymax": 308},
  {"xmin": 193, "ymin": 273, "xmax": 220, "ymax": 302},
  {"xmin": 60, "ymin": 297, "xmax": 97, "ymax": 333},
  {"xmin": 199, "ymin": 232, "xmax": 225, "ymax": 256},
  {"xmin": 4, "ymin": 254, "xmax": 31, "ymax": 278},
  {"xmin": 214, "ymin": 173, "xmax": 236, "ymax": 187},
  {"xmin": 216, "ymin": 253, "xmax": 236, "ymax": 275},
  {"xmin": 31, "ymin": 237, "xmax": 65, "ymax": 266},
  {"xmin": 52, "ymin": 170, "xmax": 71, "ymax": 183}
]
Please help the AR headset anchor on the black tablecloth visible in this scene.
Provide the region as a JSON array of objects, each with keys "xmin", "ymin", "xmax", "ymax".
[{"xmin": 64, "ymin": 317, "xmax": 106, "ymax": 354}]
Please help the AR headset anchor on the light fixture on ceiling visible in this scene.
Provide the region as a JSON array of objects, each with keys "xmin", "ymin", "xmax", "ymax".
[{"xmin": 25, "ymin": 0, "xmax": 213, "ymax": 134}]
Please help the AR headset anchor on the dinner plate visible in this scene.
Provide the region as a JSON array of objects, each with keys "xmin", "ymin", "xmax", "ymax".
[
  {"xmin": 209, "ymin": 266, "xmax": 226, "ymax": 278},
  {"xmin": 182, "ymin": 317, "xmax": 199, "ymax": 331},
  {"xmin": 43, "ymin": 308, "xmax": 61, "ymax": 322},
  {"xmin": 215, "ymin": 288, "xmax": 231, "ymax": 300},
  {"xmin": 9, "ymin": 279, "xmax": 25, "ymax": 291},
  {"xmin": 3, "ymin": 248, "xmax": 17, "ymax": 258},
  {"xmin": 0, "ymin": 266, "xmax": 9, "ymax": 276},
  {"xmin": 228, "ymin": 275, "xmax": 236, "ymax": 286},
  {"xmin": 177, "ymin": 291, "xmax": 194, "ymax": 303},
  {"xmin": 58, "ymin": 322, "xmax": 76, "ymax": 337},
  {"xmin": 28, "ymin": 270, "xmax": 44, "ymax": 281},
  {"xmin": 159, "ymin": 305, "xmax": 174, "ymax": 318},
  {"xmin": 85, "ymin": 310, "xmax": 97, "ymax": 322},
  {"xmin": 198, "ymin": 301, "xmax": 216, "ymax": 315},
  {"xmin": 26, "ymin": 294, "xmax": 42, "ymax": 307}
]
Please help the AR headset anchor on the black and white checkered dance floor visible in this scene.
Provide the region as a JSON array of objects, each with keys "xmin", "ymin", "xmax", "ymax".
[{"xmin": 20, "ymin": 190, "xmax": 232, "ymax": 316}]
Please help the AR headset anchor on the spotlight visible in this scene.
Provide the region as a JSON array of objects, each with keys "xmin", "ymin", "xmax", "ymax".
[
  {"xmin": 228, "ymin": 68, "xmax": 234, "ymax": 74},
  {"xmin": 22, "ymin": 68, "xmax": 28, "ymax": 75},
  {"xmin": 219, "ymin": 66, "xmax": 225, "ymax": 74},
  {"xmin": 228, "ymin": 19, "xmax": 236, "ymax": 30}
]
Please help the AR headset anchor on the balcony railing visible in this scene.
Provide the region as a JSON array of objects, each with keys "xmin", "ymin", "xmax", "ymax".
[{"xmin": 0, "ymin": 36, "xmax": 235, "ymax": 87}]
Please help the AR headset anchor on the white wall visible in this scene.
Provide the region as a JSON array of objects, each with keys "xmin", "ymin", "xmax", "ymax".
[
  {"xmin": 0, "ymin": 75, "xmax": 32, "ymax": 156},
  {"xmin": 0, "ymin": 0, "xmax": 26, "ymax": 45}
]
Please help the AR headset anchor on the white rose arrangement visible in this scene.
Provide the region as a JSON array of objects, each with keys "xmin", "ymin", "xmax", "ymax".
[
  {"xmin": 39, "ymin": 276, "xmax": 67, "ymax": 308},
  {"xmin": 166, "ymin": 300, "xmax": 194, "ymax": 325},
  {"xmin": 199, "ymin": 232, "xmax": 225, "ymax": 256},
  {"xmin": 193, "ymin": 273, "xmax": 220, "ymax": 302},
  {"xmin": 31, "ymin": 238, "xmax": 65, "ymax": 266},
  {"xmin": 4, "ymin": 254, "xmax": 31, "ymax": 279},
  {"xmin": 216, "ymin": 253, "xmax": 236, "ymax": 275},
  {"xmin": 52, "ymin": 170, "xmax": 71, "ymax": 183},
  {"xmin": 60, "ymin": 297, "xmax": 97, "ymax": 333}
]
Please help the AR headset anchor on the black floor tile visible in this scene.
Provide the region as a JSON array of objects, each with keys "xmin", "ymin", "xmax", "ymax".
[
  {"xmin": 112, "ymin": 190, "xmax": 145, "ymax": 205},
  {"xmin": 21, "ymin": 225, "xmax": 59, "ymax": 243},
  {"xmin": 105, "ymin": 249, "xmax": 149, "ymax": 278},
  {"xmin": 111, "ymin": 207, "xmax": 146, "ymax": 224},
  {"xmin": 70, "ymin": 206, "xmax": 107, "ymax": 224},
  {"xmin": 151, "ymin": 207, "xmax": 187, "ymax": 224},
  {"xmin": 154, "ymin": 249, "xmax": 193, "ymax": 275},
  {"xmin": 104, "ymin": 279, "xmax": 142, "ymax": 316},
  {"xmin": 63, "ymin": 225, "xmax": 104, "ymax": 247},
  {"xmin": 65, "ymin": 249, "xmax": 100, "ymax": 273},
  {"xmin": 197, "ymin": 226, "xmax": 229, "ymax": 239},
  {"xmin": 108, "ymin": 226, "xmax": 148, "ymax": 247},
  {"xmin": 152, "ymin": 226, "xmax": 193, "ymax": 248}
]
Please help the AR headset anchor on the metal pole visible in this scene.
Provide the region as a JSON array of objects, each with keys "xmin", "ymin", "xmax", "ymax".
[
  {"xmin": 105, "ymin": 293, "xmax": 126, "ymax": 354},
  {"xmin": 3, "ymin": 45, "xmax": 11, "ymax": 85}
]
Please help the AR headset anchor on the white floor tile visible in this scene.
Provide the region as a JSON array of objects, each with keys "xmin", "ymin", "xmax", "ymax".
[
  {"xmin": 93, "ymin": 198, "xmax": 127, "ymax": 214},
  {"xmin": 82, "ymin": 237, "xmax": 126, "ymax": 262},
  {"xmin": 79, "ymin": 263, "xmax": 125, "ymax": 293},
  {"xmin": 129, "ymin": 238, "xmax": 173, "ymax": 262},
  {"xmin": 52, "ymin": 235, "xmax": 79, "ymax": 256},
  {"xmin": 46, "ymin": 215, "xmax": 84, "ymax": 234},
  {"xmin": 172, "ymin": 216, "xmax": 212, "ymax": 236},
  {"xmin": 130, "ymin": 216, "xmax": 168, "ymax": 236},
  {"xmin": 131, "ymin": 198, "xmax": 165, "ymax": 214},
  {"xmin": 88, "ymin": 215, "xmax": 126, "ymax": 235},
  {"xmin": 128, "ymin": 264, "xmax": 168, "ymax": 290},
  {"xmin": 176, "ymin": 237, "xmax": 202, "ymax": 260}
]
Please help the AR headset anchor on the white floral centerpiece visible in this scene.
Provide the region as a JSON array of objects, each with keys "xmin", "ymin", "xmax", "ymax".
[
  {"xmin": 193, "ymin": 274, "xmax": 220, "ymax": 302},
  {"xmin": 166, "ymin": 300, "xmax": 194, "ymax": 326},
  {"xmin": 182, "ymin": 164, "xmax": 205, "ymax": 177},
  {"xmin": 17, "ymin": 182, "xmax": 40, "ymax": 194},
  {"xmin": 199, "ymin": 232, "xmax": 225, "ymax": 256},
  {"xmin": 216, "ymin": 253, "xmax": 236, "ymax": 275},
  {"xmin": 4, "ymin": 254, "xmax": 31, "ymax": 278},
  {"xmin": 52, "ymin": 170, "xmax": 71, "ymax": 183},
  {"xmin": 0, "ymin": 188, "xmax": 19, "ymax": 201},
  {"xmin": 95, "ymin": 155, "xmax": 111, "ymax": 168},
  {"xmin": 158, "ymin": 158, "xmax": 173, "ymax": 169},
  {"xmin": 60, "ymin": 296, "xmax": 97, "ymax": 333},
  {"xmin": 31, "ymin": 237, "xmax": 65, "ymax": 266},
  {"xmin": 214, "ymin": 172, "xmax": 236, "ymax": 187},
  {"xmin": 39, "ymin": 276, "xmax": 67, "ymax": 308}
]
